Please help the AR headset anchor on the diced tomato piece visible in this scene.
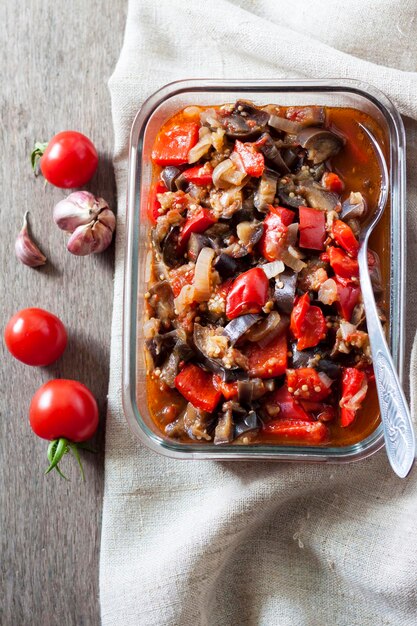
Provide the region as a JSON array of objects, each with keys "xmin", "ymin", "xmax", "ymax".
[
  {"xmin": 328, "ymin": 246, "xmax": 359, "ymax": 280},
  {"xmin": 152, "ymin": 122, "xmax": 199, "ymax": 166},
  {"xmin": 264, "ymin": 384, "xmax": 312, "ymax": 421},
  {"xmin": 286, "ymin": 367, "xmax": 332, "ymax": 401},
  {"xmin": 169, "ymin": 265, "xmax": 195, "ymax": 297},
  {"xmin": 299, "ymin": 206, "xmax": 326, "ymax": 250},
  {"xmin": 175, "ymin": 363, "xmax": 221, "ymax": 412},
  {"xmin": 213, "ymin": 375, "xmax": 238, "ymax": 400},
  {"xmin": 290, "ymin": 293, "xmax": 326, "ymax": 350},
  {"xmin": 233, "ymin": 140, "xmax": 265, "ymax": 177},
  {"xmin": 178, "ymin": 207, "xmax": 217, "ymax": 252},
  {"xmin": 332, "ymin": 220, "xmax": 359, "ymax": 258},
  {"xmin": 262, "ymin": 419, "xmax": 329, "ymax": 444},
  {"xmin": 268, "ymin": 205, "xmax": 295, "ymax": 226},
  {"xmin": 226, "ymin": 268, "xmax": 269, "ymax": 320},
  {"xmin": 335, "ymin": 278, "xmax": 361, "ymax": 322},
  {"xmin": 322, "ymin": 172, "xmax": 344, "ymax": 194},
  {"xmin": 290, "ymin": 293, "xmax": 310, "ymax": 337},
  {"xmin": 259, "ymin": 210, "xmax": 289, "ymax": 262},
  {"xmin": 340, "ymin": 367, "xmax": 368, "ymax": 427},
  {"xmin": 181, "ymin": 163, "xmax": 213, "ymax": 186},
  {"xmin": 245, "ymin": 333, "xmax": 288, "ymax": 378},
  {"xmin": 148, "ymin": 181, "xmax": 168, "ymax": 223}
]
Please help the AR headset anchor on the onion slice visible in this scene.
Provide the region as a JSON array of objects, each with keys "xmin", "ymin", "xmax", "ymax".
[
  {"xmin": 318, "ymin": 278, "xmax": 338, "ymax": 305},
  {"xmin": 193, "ymin": 247, "xmax": 215, "ymax": 302},
  {"xmin": 262, "ymin": 260, "xmax": 285, "ymax": 279},
  {"xmin": 268, "ymin": 114, "xmax": 302, "ymax": 134}
]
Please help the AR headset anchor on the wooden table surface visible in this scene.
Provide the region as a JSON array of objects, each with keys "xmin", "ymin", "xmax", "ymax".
[{"xmin": 0, "ymin": 2, "xmax": 126, "ymax": 624}]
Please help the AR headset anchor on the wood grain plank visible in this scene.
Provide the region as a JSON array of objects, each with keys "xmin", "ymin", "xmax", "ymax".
[{"xmin": 0, "ymin": 1, "xmax": 126, "ymax": 624}]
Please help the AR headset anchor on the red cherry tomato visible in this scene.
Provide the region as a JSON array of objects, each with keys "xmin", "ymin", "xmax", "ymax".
[
  {"xmin": 4, "ymin": 308, "xmax": 67, "ymax": 366},
  {"xmin": 29, "ymin": 379, "xmax": 99, "ymax": 442},
  {"xmin": 38, "ymin": 131, "xmax": 98, "ymax": 188}
]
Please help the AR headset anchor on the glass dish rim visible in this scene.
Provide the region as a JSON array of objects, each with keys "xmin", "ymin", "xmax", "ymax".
[{"xmin": 123, "ymin": 78, "xmax": 406, "ymax": 462}]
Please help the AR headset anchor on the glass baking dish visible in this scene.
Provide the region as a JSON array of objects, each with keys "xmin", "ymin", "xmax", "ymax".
[{"xmin": 123, "ymin": 79, "xmax": 406, "ymax": 462}]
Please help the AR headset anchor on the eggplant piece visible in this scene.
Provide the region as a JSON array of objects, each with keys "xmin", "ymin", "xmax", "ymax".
[
  {"xmin": 223, "ymin": 314, "xmax": 262, "ymax": 345},
  {"xmin": 162, "ymin": 226, "xmax": 181, "ymax": 268},
  {"xmin": 282, "ymin": 147, "xmax": 299, "ymax": 170},
  {"xmin": 234, "ymin": 410, "xmax": 262, "ymax": 438},
  {"xmin": 236, "ymin": 221, "xmax": 264, "ymax": 248},
  {"xmin": 297, "ymin": 128, "xmax": 344, "ymax": 164},
  {"xmin": 278, "ymin": 179, "xmax": 306, "ymax": 209},
  {"xmin": 213, "ymin": 253, "xmax": 240, "ymax": 278},
  {"xmin": 165, "ymin": 403, "xmax": 214, "ymax": 441},
  {"xmin": 238, "ymin": 379, "xmax": 274, "ymax": 404},
  {"xmin": 159, "ymin": 338, "xmax": 194, "ymax": 388},
  {"xmin": 214, "ymin": 404, "xmax": 234, "ymax": 444},
  {"xmin": 302, "ymin": 183, "xmax": 339, "ymax": 212},
  {"xmin": 274, "ymin": 271, "xmax": 297, "ymax": 314},
  {"xmin": 188, "ymin": 233, "xmax": 213, "ymax": 262},
  {"xmin": 258, "ymin": 133, "xmax": 290, "ymax": 174},
  {"xmin": 149, "ymin": 280, "xmax": 175, "ymax": 326},
  {"xmin": 161, "ymin": 166, "xmax": 181, "ymax": 191},
  {"xmin": 341, "ymin": 192, "xmax": 367, "ymax": 220},
  {"xmin": 316, "ymin": 359, "xmax": 341, "ymax": 380},
  {"xmin": 193, "ymin": 323, "xmax": 246, "ymax": 381},
  {"xmin": 145, "ymin": 330, "xmax": 177, "ymax": 368},
  {"xmin": 221, "ymin": 100, "xmax": 269, "ymax": 140},
  {"xmin": 254, "ymin": 168, "xmax": 278, "ymax": 211}
]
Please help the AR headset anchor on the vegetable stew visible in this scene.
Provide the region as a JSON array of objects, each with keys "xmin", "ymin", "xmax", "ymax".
[{"xmin": 144, "ymin": 100, "xmax": 388, "ymax": 447}]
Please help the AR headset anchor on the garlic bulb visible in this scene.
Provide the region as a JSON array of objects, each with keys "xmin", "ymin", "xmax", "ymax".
[
  {"xmin": 15, "ymin": 212, "xmax": 47, "ymax": 267},
  {"xmin": 53, "ymin": 191, "xmax": 116, "ymax": 256}
]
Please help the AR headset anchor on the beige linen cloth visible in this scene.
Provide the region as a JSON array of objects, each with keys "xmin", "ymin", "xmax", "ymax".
[{"xmin": 101, "ymin": 1, "xmax": 417, "ymax": 624}]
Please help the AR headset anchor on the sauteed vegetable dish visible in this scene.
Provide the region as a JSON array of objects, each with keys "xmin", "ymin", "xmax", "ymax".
[{"xmin": 144, "ymin": 100, "xmax": 386, "ymax": 446}]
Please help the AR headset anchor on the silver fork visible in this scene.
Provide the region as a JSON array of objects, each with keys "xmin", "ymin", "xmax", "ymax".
[{"xmin": 358, "ymin": 123, "xmax": 415, "ymax": 477}]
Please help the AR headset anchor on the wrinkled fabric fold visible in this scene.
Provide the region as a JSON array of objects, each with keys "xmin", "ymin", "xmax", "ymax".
[{"xmin": 101, "ymin": 1, "xmax": 417, "ymax": 624}]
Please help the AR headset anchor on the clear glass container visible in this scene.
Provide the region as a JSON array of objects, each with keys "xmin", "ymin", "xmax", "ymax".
[{"xmin": 123, "ymin": 79, "xmax": 406, "ymax": 462}]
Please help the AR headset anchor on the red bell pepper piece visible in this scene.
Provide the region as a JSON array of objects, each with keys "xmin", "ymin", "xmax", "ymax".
[
  {"xmin": 340, "ymin": 367, "xmax": 368, "ymax": 427},
  {"xmin": 259, "ymin": 210, "xmax": 289, "ymax": 261},
  {"xmin": 290, "ymin": 293, "xmax": 327, "ymax": 351},
  {"xmin": 226, "ymin": 267, "xmax": 269, "ymax": 320},
  {"xmin": 181, "ymin": 163, "xmax": 213, "ymax": 186},
  {"xmin": 264, "ymin": 384, "xmax": 312, "ymax": 421},
  {"xmin": 335, "ymin": 278, "xmax": 361, "ymax": 322},
  {"xmin": 175, "ymin": 363, "xmax": 222, "ymax": 412},
  {"xmin": 286, "ymin": 367, "xmax": 332, "ymax": 401},
  {"xmin": 245, "ymin": 333, "xmax": 288, "ymax": 379},
  {"xmin": 152, "ymin": 122, "xmax": 199, "ymax": 166},
  {"xmin": 262, "ymin": 419, "xmax": 329, "ymax": 444},
  {"xmin": 148, "ymin": 181, "xmax": 168, "ymax": 223},
  {"xmin": 178, "ymin": 207, "xmax": 217, "ymax": 252},
  {"xmin": 233, "ymin": 140, "xmax": 265, "ymax": 177},
  {"xmin": 268, "ymin": 205, "xmax": 295, "ymax": 226},
  {"xmin": 328, "ymin": 246, "xmax": 359, "ymax": 280},
  {"xmin": 213, "ymin": 375, "xmax": 238, "ymax": 400},
  {"xmin": 332, "ymin": 220, "xmax": 359, "ymax": 258},
  {"xmin": 321, "ymin": 172, "xmax": 344, "ymax": 194},
  {"xmin": 299, "ymin": 206, "xmax": 326, "ymax": 250}
]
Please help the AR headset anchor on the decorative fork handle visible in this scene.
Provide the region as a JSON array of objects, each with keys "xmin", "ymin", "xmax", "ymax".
[{"xmin": 358, "ymin": 242, "xmax": 415, "ymax": 477}]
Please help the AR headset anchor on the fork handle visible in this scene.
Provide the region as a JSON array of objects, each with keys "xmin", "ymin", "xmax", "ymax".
[{"xmin": 358, "ymin": 244, "xmax": 415, "ymax": 477}]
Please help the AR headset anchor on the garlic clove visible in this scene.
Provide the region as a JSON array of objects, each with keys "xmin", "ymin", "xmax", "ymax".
[
  {"xmin": 97, "ymin": 208, "xmax": 116, "ymax": 232},
  {"xmin": 67, "ymin": 221, "xmax": 114, "ymax": 256},
  {"xmin": 15, "ymin": 212, "xmax": 47, "ymax": 267},
  {"xmin": 53, "ymin": 191, "xmax": 103, "ymax": 232}
]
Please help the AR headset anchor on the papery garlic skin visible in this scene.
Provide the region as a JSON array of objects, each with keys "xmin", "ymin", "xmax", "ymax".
[
  {"xmin": 53, "ymin": 191, "xmax": 109, "ymax": 232},
  {"xmin": 15, "ymin": 212, "xmax": 47, "ymax": 267}
]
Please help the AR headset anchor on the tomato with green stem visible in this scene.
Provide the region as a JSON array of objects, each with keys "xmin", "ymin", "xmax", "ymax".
[
  {"xmin": 31, "ymin": 131, "xmax": 98, "ymax": 188},
  {"xmin": 29, "ymin": 379, "xmax": 99, "ymax": 479}
]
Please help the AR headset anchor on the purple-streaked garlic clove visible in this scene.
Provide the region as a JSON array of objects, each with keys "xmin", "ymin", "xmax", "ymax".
[
  {"xmin": 15, "ymin": 212, "xmax": 47, "ymax": 267},
  {"xmin": 67, "ymin": 220, "xmax": 114, "ymax": 256}
]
